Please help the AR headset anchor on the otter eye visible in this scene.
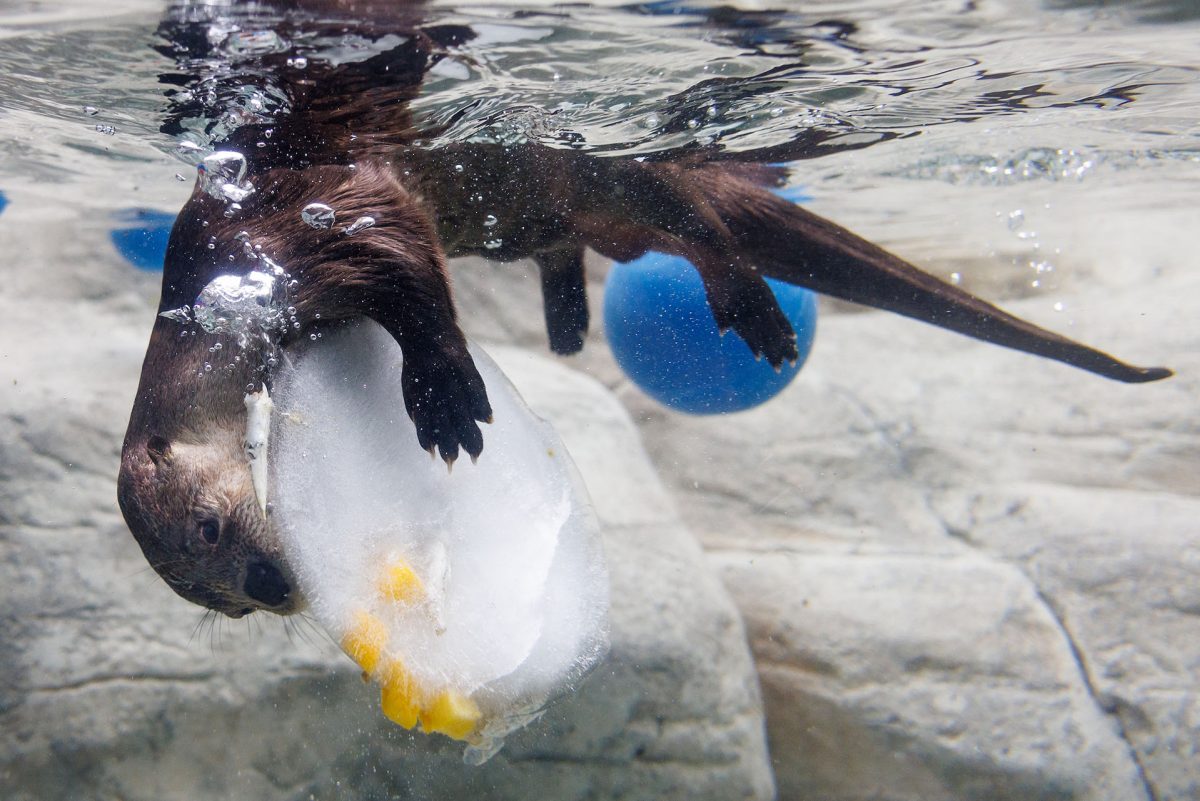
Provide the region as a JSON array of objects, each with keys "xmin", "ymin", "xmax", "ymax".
[{"xmin": 197, "ymin": 519, "xmax": 221, "ymax": 546}]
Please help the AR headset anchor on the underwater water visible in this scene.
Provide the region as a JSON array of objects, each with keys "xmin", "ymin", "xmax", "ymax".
[{"xmin": 1, "ymin": 1, "xmax": 1198, "ymax": 800}]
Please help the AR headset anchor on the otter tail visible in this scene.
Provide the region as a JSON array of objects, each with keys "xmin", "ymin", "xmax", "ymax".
[{"xmin": 692, "ymin": 168, "xmax": 1171, "ymax": 383}]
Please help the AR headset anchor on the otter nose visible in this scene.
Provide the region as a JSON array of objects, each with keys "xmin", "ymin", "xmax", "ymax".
[{"xmin": 244, "ymin": 561, "xmax": 290, "ymax": 607}]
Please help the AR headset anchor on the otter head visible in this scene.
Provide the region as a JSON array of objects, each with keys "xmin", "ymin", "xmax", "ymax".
[{"xmin": 118, "ymin": 432, "xmax": 301, "ymax": 618}]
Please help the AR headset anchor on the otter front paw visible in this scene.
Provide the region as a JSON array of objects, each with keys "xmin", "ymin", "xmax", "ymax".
[
  {"xmin": 706, "ymin": 271, "xmax": 799, "ymax": 369},
  {"xmin": 402, "ymin": 350, "xmax": 492, "ymax": 466}
]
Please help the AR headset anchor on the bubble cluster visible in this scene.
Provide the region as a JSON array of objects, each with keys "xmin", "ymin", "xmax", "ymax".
[
  {"xmin": 159, "ymin": 252, "xmax": 294, "ymax": 376},
  {"xmin": 191, "ymin": 272, "xmax": 279, "ymax": 333}
]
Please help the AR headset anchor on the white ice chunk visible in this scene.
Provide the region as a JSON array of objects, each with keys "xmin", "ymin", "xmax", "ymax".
[{"xmin": 269, "ymin": 320, "xmax": 609, "ymax": 763}]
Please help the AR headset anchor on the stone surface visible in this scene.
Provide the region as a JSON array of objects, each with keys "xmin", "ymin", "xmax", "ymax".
[
  {"xmin": 0, "ymin": 206, "xmax": 773, "ymax": 801},
  {"xmin": 1, "ymin": 158, "xmax": 1196, "ymax": 801},
  {"xmin": 610, "ymin": 250, "xmax": 1199, "ymax": 800}
]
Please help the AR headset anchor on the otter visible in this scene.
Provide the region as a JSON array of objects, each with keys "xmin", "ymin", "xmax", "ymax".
[{"xmin": 120, "ymin": 5, "xmax": 1170, "ymax": 619}]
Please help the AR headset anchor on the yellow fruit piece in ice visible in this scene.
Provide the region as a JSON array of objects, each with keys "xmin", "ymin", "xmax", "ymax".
[
  {"xmin": 378, "ymin": 560, "xmax": 424, "ymax": 605},
  {"xmin": 379, "ymin": 661, "xmax": 420, "ymax": 730},
  {"xmin": 419, "ymin": 690, "xmax": 482, "ymax": 741},
  {"xmin": 341, "ymin": 610, "xmax": 387, "ymax": 675}
]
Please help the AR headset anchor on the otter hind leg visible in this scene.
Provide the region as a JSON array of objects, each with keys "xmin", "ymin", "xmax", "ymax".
[
  {"xmin": 687, "ymin": 249, "xmax": 800, "ymax": 368},
  {"xmin": 535, "ymin": 247, "xmax": 590, "ymax": 355}
]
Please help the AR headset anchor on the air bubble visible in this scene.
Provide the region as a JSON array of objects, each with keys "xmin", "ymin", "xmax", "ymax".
[
  {"xmin": 83, "ymin": 106, "xmax": 99, "ymax": 116},
  {"xmin": 287, "ymin": 56, "xmax": 309, "ymax": 68},
  {"xmin": 225, "ymin": 30, "xmax": 288, "ymax": 56},
  {"xmin": 95, "ymin": 124, "xmax": 116, "ymax": 135},
  {"xmin": 344, "ymin": 216, "xmax": 375, "ymax": 235},
  {"xmin": 302, "ymin": 203, "xmax": 336, "ymax": 229},
  {"xmin": 483, "ymin": 214, "xmax": 498, "ymax": 228}
]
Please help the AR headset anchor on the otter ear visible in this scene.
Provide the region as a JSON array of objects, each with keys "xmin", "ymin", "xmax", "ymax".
[{"xmin": 146, "ymin": 435, "xmax": 173, "ymax": 468}]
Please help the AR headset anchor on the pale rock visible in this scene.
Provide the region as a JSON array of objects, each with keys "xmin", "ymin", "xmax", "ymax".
[{"xmin": 618, "ymin": 264, "xmax": 1198, "ymax": 801}]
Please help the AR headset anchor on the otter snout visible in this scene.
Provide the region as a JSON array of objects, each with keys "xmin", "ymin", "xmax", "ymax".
[{"xmin": 244, "ymin": 560, "xmax": 291, "ymax": 608}]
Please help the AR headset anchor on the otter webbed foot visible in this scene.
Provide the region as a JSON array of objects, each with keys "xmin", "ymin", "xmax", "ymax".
[
  {"xmin": 401, "ymin": 346, "xmax": 492, "ymax": 466},
  {"xmin": 701, "ymin": 263, "xmax": 800, "ymax": 368}
]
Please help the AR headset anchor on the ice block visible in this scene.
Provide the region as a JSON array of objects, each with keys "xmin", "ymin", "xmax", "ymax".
[{"xmin": 269, "ymin": 320, "xmax": 610, "ymax": 763}]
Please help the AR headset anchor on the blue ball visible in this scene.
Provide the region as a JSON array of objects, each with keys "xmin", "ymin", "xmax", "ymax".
[
  {"xmin": 0, "ymin": 190, "xmax": 8, "ymax": 217},
  {"xmin": 604, "ymin": 252, "xmax": 817, "ymax": 414},
  {"xmin": 110, "ymin": 208, "xmax": 176, "ymax": 271}
]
